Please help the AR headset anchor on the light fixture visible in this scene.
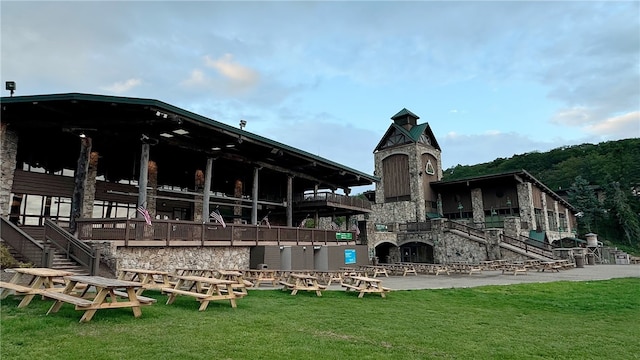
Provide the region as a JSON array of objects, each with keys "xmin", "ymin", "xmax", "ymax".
[
  {"xmin": 225, "ymin": 144, "xmax": 235, "ymax": 148},
  {"xmin": 172, "ymin": 129, "xmax": 189, "ymax": 135},
  {"xmin": 160, "ymin": 133, "xmax": 174, "ymax": 138},
  {"xmin": 239, "ymin": 119, "xmax": 247, "ymax": 130},
  {"xmin": 5, "ymin": 81, "xmax": 16, "ymax": 96},
  {"xmin": 211, "ymin": 146, "xmax": 221, "ymax": 151},
  {"xmin": 79, "ymin": 133, "xmax": 86, "ymax": 138}
]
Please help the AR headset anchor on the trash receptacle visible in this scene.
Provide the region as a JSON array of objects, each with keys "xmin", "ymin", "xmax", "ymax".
[
  {"xmin": 574, "ymin": 255, "xmax": 584, "ymax": 268},
  {"xmin": 587, "ymin": 253, "xmax": 595, "ymax": 265}
]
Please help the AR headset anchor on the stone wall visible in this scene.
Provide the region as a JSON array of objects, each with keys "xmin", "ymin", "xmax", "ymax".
[
  {"xmin": 94, "ymin": 243, "xmax": 250, "ymax": 274},
  {"xmin": 0, "ymin": 124, "xmax": 18, "ymax": 218}
]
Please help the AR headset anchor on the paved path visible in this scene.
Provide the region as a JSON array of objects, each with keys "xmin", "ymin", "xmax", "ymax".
[{"xmin": 368, "ymin": 264, "xmax": 640, "ymax": 290}]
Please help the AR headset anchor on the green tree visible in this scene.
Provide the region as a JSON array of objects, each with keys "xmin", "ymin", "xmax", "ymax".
[
  {"xmin": 568, "ymin": 176, "xmax": 602, "ymax": 235},
  {"xmin": 603, "ymin": 181, "xmax": 640, "ymax": 248}
]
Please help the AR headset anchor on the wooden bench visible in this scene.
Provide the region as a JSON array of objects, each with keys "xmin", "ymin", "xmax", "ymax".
[
  {"xmin": 0, "ymin": 281, "xmax": 41, "ymax": 294},
  {"xmin": 341, "ymin": 283, "xmax": 360, "ymax": 291},
  {"xmin": 41, "ymin": 291, "xmax": 94, "ymax": 307},
  {"xmin": 161, "ymin": 288, "xmax": 211, "ymax": 299},
  {"xmin": 112, "ymin": 290, "xmax": 157, "ymax": 304}
]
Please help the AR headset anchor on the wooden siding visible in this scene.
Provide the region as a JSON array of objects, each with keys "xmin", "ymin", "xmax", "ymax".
[
  {"xmin": 421, "ymin": 153, "xmax": 438, "ymax": 205},
  {"xmin": 532, "ymin": 186, "xmax": 543, "ymax": 208},
  {"xmin": 383, "ymin": 154, "xmax": 410, "ymax": 200}
]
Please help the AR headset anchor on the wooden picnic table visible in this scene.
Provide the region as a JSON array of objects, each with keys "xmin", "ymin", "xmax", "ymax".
[
  {"xmin": 163, "ymin": 275, "xmax": 240, "ymax": 311},
  {"xmin": 244, "ymin": 269, "xmax": 280, "ymax": 287},
  {"xmin": 214, "ymin": 269, "xmax": 252, "ymax": 295},
  {"xmin": 280, "ymin": 273, "xmax": 326, "ymax": 296},
  {"xmin": 44, "ymin": 275, "xmax": 154, "ymax": 323},
  {"xmin": 342, "ymin": 275, "xmax": 390, "ymax": 298},
  {"xmin": 117, "ymin": 268, "xmax": 172, "ymax": 295},
  {"xmin": 0, "ymin": 268, "xmax": 75, "ymax": 308},
  {"xmin": 359, "ymin": 265, "xmax": 389, "ymax": 278}
]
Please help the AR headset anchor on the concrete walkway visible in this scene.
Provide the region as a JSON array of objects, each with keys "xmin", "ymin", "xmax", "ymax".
[{"xmin": 365, "ymin": 264, "xmax": 640, "ymax": 291}]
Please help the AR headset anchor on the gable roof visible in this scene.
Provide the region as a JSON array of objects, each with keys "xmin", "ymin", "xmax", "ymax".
[{"xmin": 374, "ymin": 121, "xmax": 441, "ymax": 152}]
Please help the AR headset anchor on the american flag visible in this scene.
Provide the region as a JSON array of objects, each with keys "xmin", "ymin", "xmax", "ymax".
[
  {"xmin": 137, "ymin": 205, "xmax": 152, "ymax": 226},
  {"xmin": 210, "ymin": 209, "xmax": 226, "ymax": 228}
]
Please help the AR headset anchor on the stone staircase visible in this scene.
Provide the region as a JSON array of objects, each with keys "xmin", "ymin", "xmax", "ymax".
[{"xmin": 1, "ymin": 240, "xmax": 88, "ymax": 275}]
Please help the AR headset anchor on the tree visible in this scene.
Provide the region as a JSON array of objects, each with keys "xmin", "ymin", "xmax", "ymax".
[
  {"xmin": 568, "ymin": 176, "xmax": 602, "ymax": 235},
  {"xmin": 603, "ymin": 181, "xmax": 640, "ymax": 248}
]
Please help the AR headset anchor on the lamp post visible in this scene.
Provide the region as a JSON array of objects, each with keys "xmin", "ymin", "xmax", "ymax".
[
  {"xmin": 457, "ymin": 202, "xmax": 464, "ymax": 219},
  {"xmin": 506, "ymin": 197, "xmax": 512, "ymax": 216}
]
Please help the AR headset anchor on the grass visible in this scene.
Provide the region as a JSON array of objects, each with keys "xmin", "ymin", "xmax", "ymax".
[{"xmin": 2, "ymin": 278, "xmax": 639, "ymax": 359}]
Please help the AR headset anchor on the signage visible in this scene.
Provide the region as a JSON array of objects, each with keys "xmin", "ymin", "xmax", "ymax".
[
  {"xmin": 344, "ymin": 249, "xmax": 356, "ymax": 264},
  {"xmin": 336, "ymin": 232, "xmax": 353, "ymax": 240}
]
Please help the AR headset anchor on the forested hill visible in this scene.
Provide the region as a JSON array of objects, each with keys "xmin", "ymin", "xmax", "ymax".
[{"xmin": 442, "ymin": 138, "xmax": 640, "ymax": 190}]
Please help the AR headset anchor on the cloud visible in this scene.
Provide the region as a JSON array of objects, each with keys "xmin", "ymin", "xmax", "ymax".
[
  {"xmin": 551, "ymin": 106, "xmax": 594, "ymax": 126},
  {"xmin": 584, "ymin": 111, "xmax": 640, "ymax": 139},
  {"xmin": 100, "ymin": 78, "xmax": 141, "ymax": 94}
]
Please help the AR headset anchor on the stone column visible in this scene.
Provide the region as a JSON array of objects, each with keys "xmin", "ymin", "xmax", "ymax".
[
  {"xmin": 202, "ymin": 158, "xmax": 213, "ymax": 223},
  {"xmin": 471, "ymin": 188, "xmax": 484, "ymax": 227},
  {"xmin": 234, "ymin": 179, "xmax": 243, "ymax": 223},
  {"xmin": 251, "ymin": 167, "xmax": 259, "ymax": 225},
  {"xmin": 0, "ymin": 123, "xmax": 18, "ymax": 218},
  {"xmin": 503, "ymin": 216, "xmax": 522, "ymax": 238},
  {"xmin": 286, "ymin": 175, "xmax": 293, "ymax": 227},
  {"xmin": 430, "ymin": 218, "xmax": 447, "ymax": 264},
  {"xmin": 517, "ymin": 182, "xmax": 535, "ymax": 231},
  {"xmin": 553, "ymin": 201, "xmax": 560, "ymax": 233},
  {"xmin": 194, "ymin": 169, "xmax": 205, "ymax": 222},
  {"xmin": 541, "ymin": 193, "xmax": 549, "ymax": 231},
  {"xmin": 82, "ymin": 152, "xmax": 99, "ymax": 218},
  {"xmin": 484, "ymin": 228, "xmax": 503, "ymax": 260},
  {"xmin": 147, "ymin": 161, "xmax": 158, "ymax": 218},
  {"xmin": 565, "ymin": 208, "xmax": 572, "ymax": 234},
  {"xmin": 70, "ymin": 137, "xmax": 92, "ymax": 234}
]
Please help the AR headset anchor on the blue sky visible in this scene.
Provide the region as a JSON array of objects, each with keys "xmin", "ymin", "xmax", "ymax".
[{"xmin": 2, "ymin": 1, "xmax": 639, "ymax": 193}]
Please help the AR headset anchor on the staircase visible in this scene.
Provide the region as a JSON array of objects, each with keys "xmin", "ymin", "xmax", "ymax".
[{"xmin": 1, "ymin": 239, "xmax": 88, "ymax": 275}]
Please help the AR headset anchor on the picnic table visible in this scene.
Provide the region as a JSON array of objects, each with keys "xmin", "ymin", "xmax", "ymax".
[
  {"xmin": 214, "ymin": 269, "xmax": 252, "ymax": 295},
  {"xmin": 117, "ymin": 268, "xmax": 172, "ymax": 295},
  {"xmin": 359, "ymin": 265, "xmax": 389, "ymax": 277},
  {"xmin": 244, "ymin": 269, "xmax": 279, "ymax": 287},
  {"xmin": 163, "ymin": 275, "xmax": 240, "ymax": 311},
  {"xmin": 44, "ymin": 275, "xmax": 154, "ymax": 323},
  {"xmin": 0, "ymin": 268, "xmax": 75, "ymax": 308},
  {"xmin": 342, "ymin": 275, "xmax": 390, "ymax": 298},
  {"xmin": 279, "ymin": 273, "xmax": 326, "ymax": 296}
]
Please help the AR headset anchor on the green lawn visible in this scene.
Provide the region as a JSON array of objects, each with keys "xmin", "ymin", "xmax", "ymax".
[{"xmin": 2, "ymin": 278, "xmax": 639, "ymax": 359}]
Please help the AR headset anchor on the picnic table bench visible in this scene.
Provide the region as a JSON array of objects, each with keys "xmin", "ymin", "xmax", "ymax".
[
  {"xmin": 117, "ymin": 268, "xmax": 172, "ymax": 295},
  {"xmin": 280, "ymin": 273, "xmax": 326, "ymax": 296},
  {"xmin": 342, "ymin": 276, "xmax": 390, "ymax": 298},
  {"xmin": 44, "ymin": 275, "xmax": 151, "ymax": 323},
  {"xmin": 163, "ymin": 275, "xmax": 240, "ymax": 311},
  {"xmin": 1, "ymin": 268, "xmax": 75, "ymax": 308}
]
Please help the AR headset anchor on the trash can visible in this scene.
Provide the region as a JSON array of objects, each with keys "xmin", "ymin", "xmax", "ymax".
[
  {"xmin": 574, "ymin": 255, "xmax": 584, "ymax": 268},
  {"xmin": 587, "ymin": 253, "xmax": 595, "ymax": 265}
]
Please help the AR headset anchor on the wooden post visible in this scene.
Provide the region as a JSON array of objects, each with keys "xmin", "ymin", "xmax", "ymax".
[{"xmin": 287, "ymin": 175, "xmax": 293, "ymax": 227}]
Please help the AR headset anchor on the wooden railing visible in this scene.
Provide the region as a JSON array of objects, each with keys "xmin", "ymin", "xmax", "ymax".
[
  {"xmin": 1, "ymin": 217, "xmax": 50, "ymax": 267},
  {"xmin": 294, "ymin": 192, "xmax": 372, "ymax": 210},
  {"xmin": 500, "ymin": 233, "xmax": 554, "ymax": 258},
  {"xmin": 44, "ymin": 219, "xmax": 101, "ymax": 275},
  {"xmin": 75, "ymin": 218, "xmax": 359, "ymax": 247}
]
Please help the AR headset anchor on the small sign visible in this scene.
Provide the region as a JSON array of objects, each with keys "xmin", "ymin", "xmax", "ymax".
[
  {"xmin": 336, "ymin": 232, "xmax": 353, "ymax": 240},
  {"xmin": 344, "ymin": 249, "xmax": 356, "ymax": 264}
]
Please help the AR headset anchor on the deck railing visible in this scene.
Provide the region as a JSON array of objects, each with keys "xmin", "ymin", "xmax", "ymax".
[
  {"xmin": 75, "ymin": 218, "xmax": 359, "ymax": 247},
  {"xmin": 294, "ymin": 192, "xmax": 372, "ymax": 210},
  {"xmin": 45, "ymin": 219, "xmax": 101, "ymax": 275}
]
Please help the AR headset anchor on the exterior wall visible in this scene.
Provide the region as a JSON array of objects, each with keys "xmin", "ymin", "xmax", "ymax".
[
  {"xmin": 471, "ymin": 188, "xmax": 484, "ymax": 225},
  {"xmin": 105, "ymin": 245, "xmax": 251, "ymax": 273},
  {"xmin": 0, "ymin": 124, "xmax": 18, "ymax": 218}
]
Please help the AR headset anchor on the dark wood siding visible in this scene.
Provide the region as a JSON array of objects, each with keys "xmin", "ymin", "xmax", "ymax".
[{"xmin": 383, "ymin": 154, "xmax": 410, "ymax": 201}]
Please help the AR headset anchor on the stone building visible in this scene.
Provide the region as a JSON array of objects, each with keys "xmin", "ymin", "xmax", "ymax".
[{"xmin": 363, "ymin": 109, "xmax": 578, "ymax": 264}]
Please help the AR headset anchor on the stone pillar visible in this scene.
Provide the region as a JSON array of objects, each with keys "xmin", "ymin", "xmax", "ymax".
[
  {"xmin": 286, "ymin": 175, "xmax": 293, "ymax": 227},
  {"xmin": 234, "ymin": 179, "xmax": 243, "ymax": 224},
  {"xmin": 517, "ymin": 182, "xmax": 535, "ymax": 231},
  {"xmin": 471, "ymin": 188, "xmax": 484, "ymax": 227},
  {"xmin": 541, "ymin": 193, "xmax": 549, "ymax": 231},
  {"xmin": 503, "ymin": 216, "xmax": 522, "ymax": 238},
  {"xmin": 0, "ymin": 123, "xmax": 18, "ymax": 218},
  {"xmin": 147, "ymin": 161, "xmax": 158, "ymax": 218},
  {"xmin": 202, "ymin": 158, "xmax": 213, "ymax": 223},
  {"xmin": 430, "ymin": 218, "xmax": 447, "ymax": 264},
  {"xmin": 70, "ymin": 137, "xmax": 92, "ymax": 234},
  {"xmin": 565, "ymin": 208, "xmax": 572, "ymax": 234},
  {"xmin": 194, "ymin": 169, "xmax": 204, "ymax": 222},
  {"xmin": 485, "ymin": 228, "xmax": 503, "ymax": 260},
  {"xmin": 251, "ymin": 167, "xmax": 259, "ymax": 225},
  {"xmin": 82, "ymin": 151, "xmax": 99, "ymax": 218},
  {"xmin": 553, "ymin": 201, "xmax": 560, "ymax": 233}
]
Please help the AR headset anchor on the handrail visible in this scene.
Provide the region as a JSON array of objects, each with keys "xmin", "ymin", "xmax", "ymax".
[
  {"xmin": 0, "ymin": 217, "xmax": 47, "ymax": 267},
  {"xmin": 44, "ymin": 219, "xmax": 99, "ymax": 275},
  {"xmin": 75, "ymin": 218, "xmax": 360, "ymax": 246},
  {"xmin": 447, "ymin": 221, "xmax": 486, "ymax": 239},
  {"xmin": 500, "ymin": 233, "xmax": 554, "ymax": 258}
]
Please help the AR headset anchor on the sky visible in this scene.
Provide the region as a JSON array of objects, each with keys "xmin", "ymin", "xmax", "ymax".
[{"xmin": 1, "ymin": 1, "xmax": 639, "ymax": 193}]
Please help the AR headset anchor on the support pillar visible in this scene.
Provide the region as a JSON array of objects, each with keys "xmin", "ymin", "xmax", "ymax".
[
  {"xmin": 202, "ymin": 158, "xmax": 213, "ymax": 223},
  {"xmin": 0, "ymin": 123, "xmax": 18, "ymax": 219},
  {"xmin": 286, "ymin": 175, "xmax": 293, "ymax": 227},
  {"xmin": 82, "ymin": 151, "xmax": 99, "ymax": 218},
  {"xmin": 251, "ymin": 167, "xmax": 259, "ymax": 225},
  {"xmin": 70, "ymin": 137, "xmax": 92, "ymax": 234}
]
